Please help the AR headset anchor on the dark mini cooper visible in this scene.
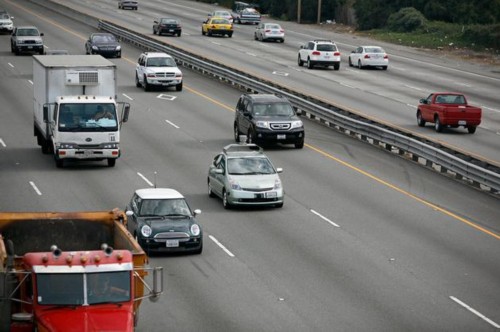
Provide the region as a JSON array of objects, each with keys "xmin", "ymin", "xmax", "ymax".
[{"xmin": 125, "ymin": 188, "xmax": 203, "ymax": 254}]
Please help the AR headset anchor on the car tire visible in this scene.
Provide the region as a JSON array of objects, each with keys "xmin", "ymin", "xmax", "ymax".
[
  {"xmin": 348, "ymin": 57, "xmax": 353, "ymax": 67},
  {"xmin": 254, "ymin": 33, "xmax": 258, "ymax": 40},
  {"xmin": 228, "ymin": 33, "xmax": 233, "ymax": 38},
  {"xmin": 222, "ymin": 190, "xmax": 231, "ymax": 209},
  {"xmin": 135, "ymin": 73, "xmax": 142, "ymax": 87},
  {"xmin": 416, "ymin": 110, "xmax": 426, "ymax": 127},
  {"xmin": 10, "ymin": 43, "xmax": 14, "ymax": 53},
  {"xmin": 153, "ymin": 28, "xmax": 156, "ymax": 35},
  {"xmin": 275, "ymin": 202, "xmax": 284, "ymax": 208},
  {"xmin": 202, "ymin": 29, "xmax": 206, "ymax": 36},
  {"xmin": 177, "ymin": 32, "xmax": 181, "ymax": 37},
  {"xmin": 382, "ymin": 66, "xmax": 388, "ymax": 70},
  {"xmin": 208, "ymin": 30, "xmax": 212, "ymax": 36},
  {"xmin": 143, "ymin": 76, "xmax": 150, "ymax": 91},
  {"xmin": 208, "ymin": 179, "xmax": 215, "ymax": 197},
  {"xmin": 55, "ymin": 158, "xmax": 64, "ymax": 168},
  {"xmin": 176, "ymin": 82, "xmax": 183, "ymax": 91},
  {"xmin": 307, "ymin": 58, "xmax": 313, "ymax": 69},
  {"xmin": 295, "ymin": 140, "xmax": 304, "ymax": 149},
  {"xmin": 434, "ymin": 116, "xmax": 443, "ymax": 132},
  {"xmin": 297, "ymin": 55, "xmax": 303, "ymax": 67},
  {"xmin": 234, "ymin": 123, "xmax": 242, "ymax": 142},
  {"xmin": 107, "ymin": 159, "xmax": 116, "ymax": 167},
  {"xmin": 358, "ymin": 60, "xmax": 363, "ymax": 69},
  {"xmin": 193, "ymin": 243, "xmax": 203, "ymax": 255},
  {"xmin": 247, "ymin": 129, "xmax": 256, "ymax": 144},
  {"xmin": 467, "ymin": 126, "xmax": 477, "ymax": 134},
  {"xmin": 334, "ymin": 63, "xmax": 340, "ymax": 71}
]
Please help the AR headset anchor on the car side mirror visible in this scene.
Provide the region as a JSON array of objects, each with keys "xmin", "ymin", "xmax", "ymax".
[
  {"xmin": 214, "ymin": 169, "xmax": 224, "ymax": 174},
  {"xmin": 125, "ymin": 210, "xmax": 134, "ymax": 217},
  {"xmin": 276, "ymin": 168, "xmax": 283, "ymax": 173},
  {"xmin": 40, "ymin": 33, "xmax": 44, "ymax": 36},
  {"xmin": 419, "ymin": 98, "xmax": 427, "ymax": 104},
  {"xmin": 193, "ymin": 209, "xmax": 201, "ymax": 216},
  {"xmin": 300, "ymin": 45, "xmax": 304, "ymax": 49},
  {"xmin": 351, "ymin": 50, "xmax": 355, "ymax": 53},
  {"xmin": 154, "ymin": 20, "xmax": 158, "ymax": 24}
]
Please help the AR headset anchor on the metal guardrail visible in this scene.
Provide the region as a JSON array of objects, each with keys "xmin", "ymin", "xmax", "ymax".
[
  {"xmin": 25, "ymin": 0, "xmax": 500, "ymax": 194},
  {"xmin": 99, "ymin": 21, "xmax": 500, "ymax": 194}
]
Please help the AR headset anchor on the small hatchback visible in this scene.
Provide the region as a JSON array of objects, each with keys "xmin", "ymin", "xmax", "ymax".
[
  {"xmin": 125, "ymin": 188, "xmax": 203, "ymax": 254},
  {"xmin": 348, "ymin": 46, "xmax": 388, "ymax": 70},
  {"xmin": 208, "ymin": 144, "xmax": 284, "ymax": 209}
]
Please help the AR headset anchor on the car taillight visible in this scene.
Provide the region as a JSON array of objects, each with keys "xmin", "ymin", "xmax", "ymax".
[
  {"xmin": 364, "ymin": 54, "xmax": 371, "ymax": 58},
  {"xmin": 265, "ymin": 29, "xmax": 271, "ymax": 32},
  {"xmin": 211, "ymin": 25, "xmax": 217, "ymax": 28},
  {"xmin": 384, "ymin": 55, "xmax": 388, "ymax": 59},
  {"xmin": 334, "ymin": 52, "xmax": 340, "ymax": 56},
  {"xmin": 280, "ymin": 29, "xmax": 284, "ymax": 33},
  {"xmin": 312, "ymin": 51, "xmax": 321, "ymax": 55}
]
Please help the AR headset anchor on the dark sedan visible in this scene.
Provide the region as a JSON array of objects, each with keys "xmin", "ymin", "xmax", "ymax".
[
  {"xmin": 125, "ymin": 188, "xmax": 203, "ymax": 254},
  {"xmin": 153, "ymin": 18, "xmax": 182, "ymax": 37},
  {"xmin": 85, "ymin": 33, "xmax": 121, "ymax": 58}
]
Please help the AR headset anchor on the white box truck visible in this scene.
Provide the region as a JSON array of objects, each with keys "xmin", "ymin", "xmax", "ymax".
[{"xmin": 33, "ymin": 55, "xmax": 130, "ymax": 168}]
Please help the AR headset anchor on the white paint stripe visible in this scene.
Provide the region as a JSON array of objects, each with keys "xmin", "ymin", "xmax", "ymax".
[
  {"xmin": 122, "ymin": 93, "xmax": 133, "ymax": 100},
  {"xmin": 246, "ymin": 52, "xmax": 257, "ymax": 57},
  {"xmin": 209, "ymin": 235, "xmax": 235, "ymax": 257},
  {"xmin": 340, "ymin": 83, "xmax": 355, "ymax": 89},
  {"xmin": 481, "ymin": 106, "xmax": 500, "ymax": 113},
  {"xmin": 0, "ymin": 138, "xmax": 5, "ymax": 147},
  {"xmin": 28, "ymin": 80, "xmax": 33, "ymax": 85},
  {"xmin": 449, "ymin": 296, "xmax": 500, "ymax": 328},
  {"xmin": 137, "ymin": 172, "xmax": 154, "ymax": 187},
  {"xmin": 8, "ymin": 63, "xmax": 14, "ymax": 68},
  {"xmin": 403, "ymin": 84, "xmax": 424, "ymax": 91},
  {"xmin": 310, "ymin": 209, "xmax": 340, "ymax": 227},
  {"xmin": 407, "ymin": 104, "xmax": 417, "ymax": 109},
  {"xmin": 211, "ymin": 42, "xmax": 221, "ymax": 46},
  {"xmin": 165, "ymin": 120, "xmax": 179, "ymax": 128},
  {"xmin": 29, "ymin": 181, "xmax": 42, "ymax": 196}
]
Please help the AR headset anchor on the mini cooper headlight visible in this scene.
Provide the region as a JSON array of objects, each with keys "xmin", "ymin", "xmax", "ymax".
[
  {"xmin": 190, "ymin": 224, "xmax": 201, "ymax": 236},
  {"xmin": 141, "ymin": 225, "xmax": 152, "ymax": 237}
]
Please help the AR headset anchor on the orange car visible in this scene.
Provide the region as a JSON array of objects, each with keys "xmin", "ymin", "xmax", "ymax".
[{"xmin": 201, "ymin": 17, "xmax": 233, "ymax": 37}]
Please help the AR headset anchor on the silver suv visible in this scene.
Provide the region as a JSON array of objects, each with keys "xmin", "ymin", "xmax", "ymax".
[
  {"xmin": 298, "ymin": 39, "xmax": 340, "ymax": 70},
  {"xmin": 135, "ymin": 52, "xmax": 183, "ymax": 91},
  {"xmin": 11, "ymin": 26, "xmax": 44, "ymax": 55}
]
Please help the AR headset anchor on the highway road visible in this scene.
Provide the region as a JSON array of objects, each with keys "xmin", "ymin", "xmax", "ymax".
[
  {"xmin": 0, "ymin": 1, "xmax": 499, "ymax": 331},
  {"xmin": 36, "ymin": 0, "xmax": 500, "ymax": 166}
]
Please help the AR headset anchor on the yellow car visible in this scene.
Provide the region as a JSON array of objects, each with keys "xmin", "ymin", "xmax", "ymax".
[{"xmin": 201, "ymin": 17, "xmax": 233, "ymax": 38}]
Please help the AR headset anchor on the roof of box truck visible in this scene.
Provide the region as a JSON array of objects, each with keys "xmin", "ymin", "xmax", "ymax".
[{"xmin": 33, "ymin": 55, "xmax": 116, "ymax": 67}]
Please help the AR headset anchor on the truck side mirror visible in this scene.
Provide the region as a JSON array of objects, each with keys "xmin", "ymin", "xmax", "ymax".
[
  {"xmin": 122, "ymin": 105, "xmax": 130, "ymax": 123},
  {"xmin": 43, "ymin": 105, "xmax": 49, "ymax": 122},
  {"xmin": 149, "ymin": 267, "xmax": 163, "ymax": 302}
]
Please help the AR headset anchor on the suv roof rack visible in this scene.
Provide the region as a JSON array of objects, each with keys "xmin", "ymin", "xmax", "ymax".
[
  {"xmin": 313, "ymin": 39, "xmax": 334, "ymax": 43},
  {"xmin": 223, "ymin": 143, "xmax": 262, "ymax": 155}
]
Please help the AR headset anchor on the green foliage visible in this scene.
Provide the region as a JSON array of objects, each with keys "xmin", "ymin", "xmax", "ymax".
[
  {"xmin": 387, "ymin": 7, "xmax": 427, "ymax": 32},
  {"xmin": 462, "ymin": 24, "xmax": 500, "ymax": 49}
]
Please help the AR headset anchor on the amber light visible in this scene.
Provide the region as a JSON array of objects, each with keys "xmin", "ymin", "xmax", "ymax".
[
  {"xmin": 80, "ymin": 256, "xmax": 88, "ymax": 264},
  {"xmin": 66, "ymin": 256, "xmax": 72, "ymax": 265},
  {"xmin": 94, "ymin": 255, "xmax": 101, "ymax": 263},
  {"xmin": 117, "ymin": 252, "xmax": 123, "ymax": 261},
  {"xmin": 42, "ymin": 255, "xmax": 48, "ymax": 264}
]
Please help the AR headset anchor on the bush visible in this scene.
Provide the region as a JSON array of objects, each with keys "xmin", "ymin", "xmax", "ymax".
[
  {"xmin": 462, "ymin": 24, "xmax": 500, "ymax": 49},
  {"xmin": 387, "ymin": 7, "xmax": 427, "ymax": 32}
]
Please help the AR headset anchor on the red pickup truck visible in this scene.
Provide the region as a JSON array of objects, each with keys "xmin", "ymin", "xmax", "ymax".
[{"xmin": 416, "ymin": 92, "xmax": 481, "ymax": 134}]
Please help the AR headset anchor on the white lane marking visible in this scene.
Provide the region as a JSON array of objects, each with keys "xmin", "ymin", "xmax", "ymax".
[
  {"xmin": 407, "ymin": 104, "xmax": 417, "ymax": 109},
  {"xmin": 272, "ymin": 71, "xmax": 289, "ymax": 76},
  {"xmin": 28, "ymin": 80, "xmax": 33, "ymax": 85},
  {"xmin": 310, "ymin": 209, "xmax": 339, "ymax": 227},
  {"xmin": 165, "ymin": 120, "xmax": 179, "ymax": 128},
  {"xmin": 157, "ymin": 94, "xmax": 176, "ymax": 101},
  {"xmin": 449, "ymin": 296, "xmax": 500, "ymax": 328},
  {"xmin": 209, "ymin": 235, "xmax": 235, "ymax": 257},
  {"xmin": 340, "ymin": 83, "xmax": 355, "ymax": 89},
  {"xmin": 454, "ymin": 82, "xmax": 472, "ymax": 87},
  {"xmin": 246, "ymin": 52, "xmax": 257, "ymax": 57},
  {"xmin": 137, "ymin": 172, "xmax": 154, "ymax": 187},
  {"xmin": 0, "ymin": 138, "xmax": 5, "ymax": 147},
  {"xmin": 482, "ymin": 105, "xmax": 500, "ymax": 113},
  {"xmin": 8, "ymin": 63, "xmax": 14, "ymax": 68},
  {"xmin": 404, "ymin": 84, "xmax": 424, "ymax": 91},
  {"xmin": 211, "ymin": 42, "xmax": 221, "ymax": 46},
  {"xmin": 122, "ymin": 93, "xmax": 133, "ymax": 100},
  {"xmin": 29, "ymin": 181, "xmax": 42, "ymax": 196}
]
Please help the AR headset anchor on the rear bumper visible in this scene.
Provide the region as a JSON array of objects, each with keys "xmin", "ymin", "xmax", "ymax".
[{"xmin": 159, "ymin": 28, "xmax": 181, "ymax": 35}]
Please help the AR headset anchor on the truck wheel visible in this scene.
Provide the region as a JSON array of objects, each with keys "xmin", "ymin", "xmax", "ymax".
[
  {"xmin": 234, "ymin": 123, "xmax": 241, "ymax": 142},
  {"xmin": 107, "ymin": 159, "xmax": 116, "ymax": 167},
  {"xmin": 434, "ymin": 116, "xmax": 443, "ymax": 132},
  {"xmin": 41, "ymin": 140, "xmax": 50, "ymax": 154},
  {"xmin": 143, "ymin": 76, "xmax": 150, "ymax": 91},
  {"xmin": 176, "ymin": 82, "xmax": 183, "ymax": 91},
  {"xmin": 135, "ymin": 73, "xmax": 141, "ymax": 87},
  {"xmin": 295, "ymin": 140, "xmax": 304, "ymax": 149},
  {"xmin": 467, "ymin": 126, "xmax": 477, "ymax": 134},
  {"xmin": 55, "ymin": 158, "xmax": 64, "ymax": 168},
  {"xmin": 39, "ymin": 49, "xmax": 44, "ymax": 55},
  {"xmin": 416, "ymin": 110, "xmax": 426, "ymax": 127}
]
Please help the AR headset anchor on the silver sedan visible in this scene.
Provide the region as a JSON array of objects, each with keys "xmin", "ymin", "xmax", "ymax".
[{"xmin": 254, "ymin": 23, "xmax": 285, "ymax": 42}]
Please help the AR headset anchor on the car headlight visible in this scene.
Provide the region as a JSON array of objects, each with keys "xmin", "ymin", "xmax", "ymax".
[
  {"xmin": 229, "ymin": 178, "xmax": 241, "ymax": 190},
  {"xmin": 116, "ymin": 46, "xmax": 121, "ymax": 50},
  {"xmin": 141, "ymin": 225, "xmax": 152, "ymax": 237},
  {"xmin": 255, "ymin": 121, "xmax": 270, "ymax": 129},
  {"xmin": 274, "ymin": 178, "xmax": 282, "ymax": 189},
  {"xmin": 92, "ymin": 45, "xmax": 98, "ymax": 50},
  {"xmin": 291, "ymin": 120, "xmax": 303, "ymax": 129},
  {"xmin": 175, "ymin": 73, "xmax": 182, "ymax": 78},
  {"xmin": 103, "ymin": 143, "xmax": 119, "ymax": 149},
  {"xmin": 58, "ymin": 143, "xmax": 77, "ymax": 149},
  {"xmin": 190, "ymin": 224, "xmax": 201, "ymax": 236}
]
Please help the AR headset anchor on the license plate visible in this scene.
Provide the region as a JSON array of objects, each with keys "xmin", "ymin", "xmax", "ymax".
[
  {"xmin": 458, "ymin": 120, "xmax": 467, "ymax": 125},
  {"xmin": 277, "ymin": 134, "xmax": 286, "ymax": 140},
  {"xmin": 169, "ymin": 29, "xmax": 174, "ymax": 32},
  {"xmin": 166, "ymin": 240, "xmax": 179, "ymax": 247},
  {"xmin": 28, "ymin": 46, "xmax": 33, "ymax": 49},
  {"xmin": 266, "ymin": 192, "xmax": 277, "ymax": 198},
  {"xmin": 83, "ymin": 150, "xmax": 93, "ymax": 157}
]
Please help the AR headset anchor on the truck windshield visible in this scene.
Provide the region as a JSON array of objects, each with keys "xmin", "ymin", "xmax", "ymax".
[
  {"xmin": 58, "ymin": 103, "xmax": 118, "ymax": 131},
  {"xmin": 37, "ymin": 271, "xmax": 131, "ymax": 306}
]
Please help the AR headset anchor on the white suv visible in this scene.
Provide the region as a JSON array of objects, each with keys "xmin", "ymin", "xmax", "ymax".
[
  {"xmin": 297, "ymin": 40, "xmax": 341, "ymax": 70},
  {"xmin": 135, "ymin": 52, "xmax": 183, "ymax": 91}
]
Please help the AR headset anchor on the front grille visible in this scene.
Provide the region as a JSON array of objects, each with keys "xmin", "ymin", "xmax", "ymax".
[
  {"xmin": 270, "ymin": 123, "xmax": 291, "ymax": 130},
  {"xmin": 24, "ymin": 40, "xmax": 37, "ymax": 44},
  {"xmin": 155, "ymin": 72, "xmax": 176, "ymax": 78},
  {"xmin": 241, "ymin": 187, "xmax": 273, "ymax": 192},
  {"xmin": 154, "ymin": 232, "xmax": 190, "ymax": 241}
]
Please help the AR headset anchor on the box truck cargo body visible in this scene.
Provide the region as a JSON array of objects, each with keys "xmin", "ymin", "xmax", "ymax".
[{"xmin": 33, "ymin": 55, "xmax": 130, "ymax": 168}]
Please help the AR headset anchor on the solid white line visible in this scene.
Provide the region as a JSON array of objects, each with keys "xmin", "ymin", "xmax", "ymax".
[
  {"xmin": 449, "ymin": 296, "xmax": 500, "ymax": 328},
  {"xmin": 310, "ymin": 209, "xmax": 340, "ymax": 227},
  {"xmin": 403, "ymin": 84, "xmax": 424, "ymax": 91},
  {"xmin": 246, "ymin": 52, "xmax": 257, "ymax": 57},
  {"xmin": 29, "ymin": 181, "xmax": 42, "ymax": 196},
  {"xmin": 481, "ymin": 105, "xmax": 500, "ymax": 113},
  {"xmin": 211, "ymin": 42, "xmax": 221, "ymax": 46},
  {"xmin": 0, "ymin": 138, "xmax": 5, "ymax": 147},
  {"xmin": 137, "ymin": 172, "xmax": 154, "ymax": 187},
  {"xmin": 8, "ymin": 63, "xmax": 14, "ymax": 68},
  {"xmin": 407, "ymin": 104, "xmax": 417, "ymax": 109},
  {"xmin": 209, "ymin": 235, "xmax": 235, "ymax": 257},
  {"xmin": 28, "ymin": 80, "xmax": 33, "ymax": 85},
  {"xmin": 122, "ymin": 93, "xmax": 133, "ymax": 100},
  {"xmin": 165, "ymin": 120, "xmax": 179, "ymax": 129},
  {"xmin": 340, "ymin": 83, "xmax": 355, "ymax": 89}
]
